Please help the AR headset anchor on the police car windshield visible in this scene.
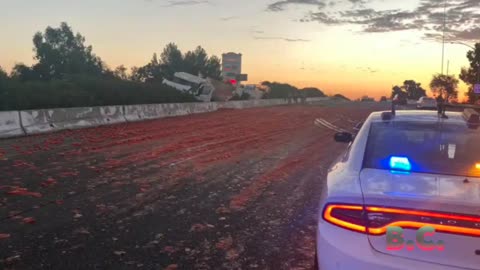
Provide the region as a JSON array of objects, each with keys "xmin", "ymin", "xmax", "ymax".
[{"xmin": 363, "ymin": 121, "xmax": 480, "ymax": 177}]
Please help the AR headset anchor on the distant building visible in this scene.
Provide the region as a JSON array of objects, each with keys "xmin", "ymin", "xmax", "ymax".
[{"xmin": 222, "ymin": 52, "xmax": 242, "ymax": 84}]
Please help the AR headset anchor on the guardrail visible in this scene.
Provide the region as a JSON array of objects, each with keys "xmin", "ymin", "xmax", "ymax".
[{"xmin": 0, "ymin": 97, "xmax": 335, "ymax": 139}]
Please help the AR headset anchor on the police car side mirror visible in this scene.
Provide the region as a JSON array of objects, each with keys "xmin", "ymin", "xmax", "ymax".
[{"xmin": 334, "ymin": 132, "xmax": 353, "ymax": 143}]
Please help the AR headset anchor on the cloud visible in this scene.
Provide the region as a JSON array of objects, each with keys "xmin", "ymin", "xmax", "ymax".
[
  {"xmin": 303, "ymin": 9, "xmax": 420, "ymax": 32},
  {"xmin": 455, "ymin": 27, "xmax": 480, "ymax": 40},
  {"xmin": 357, "ymin": 66, "xmax": 378, "ymax": 73},
  {"xmin": 296, "ymin": 0, "xmax": 480, "ymax": 41},
  {"xmin": 267, "ymin": 0, "xmax": 326, "ymax": 12},
  {"xmin": 301, "ymin": 12, "xmax": 342, "ymax": 24},
  {"xmin": 220, "ymin": 16, "xmax": 239, "ymax": 21},
  {"xmin": 253, "ymin": 36, "xmax": 311, "ymax": 42},
  {"xmin": 348, "ymin": 0, "xmax": 366, "ymax": 3},
  {"xmin": 347, "ymin": 0, "xmax": 369, "ymax": 8},
  {"xmin": 161, "ymin": 0, "xmax": 209, "ymax": 7}
]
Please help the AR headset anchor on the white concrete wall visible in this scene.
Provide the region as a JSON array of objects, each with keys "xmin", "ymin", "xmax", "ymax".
[
  {"xmin": 2, "ymin": 98, "xmax": 333, "ymax": 138},
  {"xmin": 0, "ymin": 111, "xmax": 24, "ymax": 138},
  {"xmin": 219, "ymin": 99, "xmax": 289, "ymax": 109},
  {"xmin": 306, "ymin": 97, "xmax": 330, "ymax": 103},
  {"xmin": 20, "ymin": 106, "xmax": 126, "ymax": 135},
  {"xmin": 101, "ymin": 106, "xmax": 126, "ymax": 124},
  {"xmin": 124, "ymin": 102, "xmax": 218, "ymax": 122}
]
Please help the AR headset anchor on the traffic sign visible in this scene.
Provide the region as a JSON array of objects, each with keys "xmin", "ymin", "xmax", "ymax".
[{"xmin": 475, "ymin": 84, "xmax": 480, "ymax": 94}]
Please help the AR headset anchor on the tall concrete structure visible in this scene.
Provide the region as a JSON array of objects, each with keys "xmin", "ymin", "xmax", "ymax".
[{"xmin": 222, "ymin": 52, "xmax": 242, "ymax": 84}]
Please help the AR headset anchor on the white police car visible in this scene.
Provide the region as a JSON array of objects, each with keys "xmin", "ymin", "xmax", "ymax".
[{"xmin": 316, "ymin": 107, "xmax": 480, "ymax": 270}]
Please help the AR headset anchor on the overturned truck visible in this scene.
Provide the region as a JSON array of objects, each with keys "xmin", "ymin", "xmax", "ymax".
[{"xmin": 162, "ymin": 72, "xmax": 214, "ymax": 102}]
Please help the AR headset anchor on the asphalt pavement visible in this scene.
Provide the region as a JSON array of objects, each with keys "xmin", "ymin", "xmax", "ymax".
[{"xmin": 0, "ymin": 103, "xmax": 388, "ymax": 270}]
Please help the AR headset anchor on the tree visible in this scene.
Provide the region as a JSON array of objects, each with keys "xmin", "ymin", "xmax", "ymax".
[
  {"xmin": 261, "ymin": 81, "xmax": 298, "ymax": 99},
  {"xmin": 459, "ymin": 43, "xmax": 480, "ymax": 104},
  {"xmin": 403, "ymin": 80, "xmax": 426, "ymax": 100},
  {"xmin": 10, "ymin": 63, "xmax": 40, "ymax": 81},
  {"xmin": 430, "ymin": 74, "xmax": 459, "ymax": 101},
  {"xmin": 361, "ymin": 95, "xmax": 374, "ymax": 102},
  {"xmin": 191, "ymin": 46, "xmax": 208, "ymax": 76},
  {"xmin": 30, "ymin": 22, "xmax": 104, "ymax": 80},
  {"xmin": 182, "ymin": 46, "xmax": 221, "ymax": 79},
  {"xmin": 160, "ymin": 43, "xmax": 184, "ymax": 79},
  {"xmin": 391, "ymin": 85, "xmax": 405, "ymax": 99},
  {"xmin": 183, "ymin": 50, "xmax": 196, "ymax": 75},
  {"xmin": 0, "ymin": 66, "xmax": 8, "ymax": 80},
  {"xmin": 129, "ymin": 67, "xmax": 143, "ymax": 82},
  {"xmin": 204, "ymin": 55, "xmax": 222, "ymax": 80},
  {"xmin": 301, "ymin": 87, "xmax": 326, "ymax": 97},
  {"xmin": 129, "ymin": 53, "xmax": 164, "ymax": 83},
  {"xmin": 113, "ymin": 65, "xmax": 128, "ymax": 80},
  {"xmin": 332, "ymin": 94, "xmax": 350, "ymax": 101}
]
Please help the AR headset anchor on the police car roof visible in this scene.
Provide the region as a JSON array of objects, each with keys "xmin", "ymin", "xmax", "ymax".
[{"xmin": 369, "ymin": 110, "xmax": 466, "ymax": 124}]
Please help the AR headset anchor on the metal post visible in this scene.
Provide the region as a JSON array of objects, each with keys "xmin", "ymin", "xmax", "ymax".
[{"xmin": 441, "ymin": 0, "xmax": 447, "ymax": 75}]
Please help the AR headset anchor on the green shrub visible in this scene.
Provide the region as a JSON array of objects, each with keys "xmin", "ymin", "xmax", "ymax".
[{"xmin": 0, "ymin": 75, "xmax": 196, "ymax": 111}]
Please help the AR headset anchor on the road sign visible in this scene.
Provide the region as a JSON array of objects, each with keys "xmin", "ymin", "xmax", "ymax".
[
  {"xmin": 475, "ymin": 84, "xmax": 480, "ymax": 94},
  {"xmin": 236, "ymin": 74, "xmax": 248, "ymax": 81}
]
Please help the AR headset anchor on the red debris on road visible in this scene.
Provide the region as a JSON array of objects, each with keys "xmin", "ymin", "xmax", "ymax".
[
  {"xmin": 22, "ymin": 217, "xmax": 36, "ymax": 224},
  {"xmin": 6, "ymin": 187, "xmax": 42, "ymax": 198}
]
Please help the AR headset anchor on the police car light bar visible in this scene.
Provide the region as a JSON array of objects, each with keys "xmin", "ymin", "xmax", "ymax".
[{"xmin": 389, "ymin": 156, "xmax": 412, "ymax": 171}]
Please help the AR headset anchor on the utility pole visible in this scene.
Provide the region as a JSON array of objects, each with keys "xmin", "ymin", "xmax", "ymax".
[
  {"xmin": 441, "ymin": 0, "xmax": 447, "ymax": 75},
  {"xmin": 446, "ymin": 60, "xmax": 450, "ymax": 76}
]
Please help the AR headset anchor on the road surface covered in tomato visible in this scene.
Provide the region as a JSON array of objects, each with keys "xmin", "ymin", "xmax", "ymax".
[{"xmin": 0, "ymin": 103, "xmax": 386, "ymax": 269}]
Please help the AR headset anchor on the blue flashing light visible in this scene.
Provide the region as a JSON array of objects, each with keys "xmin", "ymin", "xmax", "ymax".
[
  {"xmin": 390, "ymin": 170, "xmax": 411, "ymax": 175},
  {"xmin": 389, "ymin": 156, "xmax": 411, "ymax": 171}
]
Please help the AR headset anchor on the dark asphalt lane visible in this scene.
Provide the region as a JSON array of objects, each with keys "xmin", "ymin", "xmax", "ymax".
[{"xmin": 0, "ymin": 103, "xmax": 387, "ymax": 270}]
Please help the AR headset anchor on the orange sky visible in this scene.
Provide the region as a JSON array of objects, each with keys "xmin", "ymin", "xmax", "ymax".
[{"xmin": 0, "ymin": 0, "xmax": 475, "ymax": 101}]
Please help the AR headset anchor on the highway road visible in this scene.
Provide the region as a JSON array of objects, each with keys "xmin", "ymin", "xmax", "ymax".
[{"xmin": 0, "ymin": 103, "xmax": 388, "ymax": 270}]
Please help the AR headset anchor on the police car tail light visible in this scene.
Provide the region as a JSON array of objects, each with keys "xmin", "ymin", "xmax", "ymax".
[
  {"xmin": 323, "ymin": 204, "xmax": 367, "ymax": 233},
  {"xmin": 324, "ymin": 204, "xmax": 480, "ymax": 237},
  {"xmin": 366, "ymin": 207, "xmax": 480, "ymax": 236}
]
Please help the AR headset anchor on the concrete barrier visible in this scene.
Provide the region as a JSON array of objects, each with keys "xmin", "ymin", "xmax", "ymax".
[
  {"xmin": 20, "ymin": 106, "xmax": 125, "ymax": 135},
  {"xmin": 188, "ymin": 102, "xmax": 218, "ymax": 114},
  {"xmin": 3, "ymin": 97, "xmax": 339, "ymax": 138},
  {"xmin": 407, "ymin": 99, "xmax": 418, "ymax": 105},
  {"xmin": 220, "ymin": 97, "xmax": 330, "ymax": 108},
  {"xmin": 219, "ymin": 99, "xmax": 288, "ymax": 109},
  {"xmin": 124, "ymin": 102, "xmax": 218, "ymax": 122},
  {"xmin": 306, "ymin": 97, "xmax": 330, "ymax": 104},
  {"xmin": 0, "ymin": 111, "xmax": 24, "ymax": 138},
  {"xmin": 123, "ymin": 104, "xmax": 165, "ymax": 122},
  {"xmin": 100, "ymin": 106, "xmax": 126, "ymax": 124}
]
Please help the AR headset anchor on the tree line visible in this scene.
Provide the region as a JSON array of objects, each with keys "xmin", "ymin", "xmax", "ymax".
[
  {"xmin": 260, "ymin": 82, "xmax": 327, "ymax": 99},
  {"xmin": 390, "ymin": 43, "xmax": 480, "ymax": 104},
  {"xmin": 0, "ymin": 22, "xmax": 339, "ymax": 111},
  {"xmin": 0, "ymin": 22, "xmax": 223, "ymax": 110}
]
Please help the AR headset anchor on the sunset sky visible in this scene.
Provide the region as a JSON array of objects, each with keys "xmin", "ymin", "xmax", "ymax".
[{"xmin": 2, "ymin": 0, "xmax": 480, "ymax": 100}]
